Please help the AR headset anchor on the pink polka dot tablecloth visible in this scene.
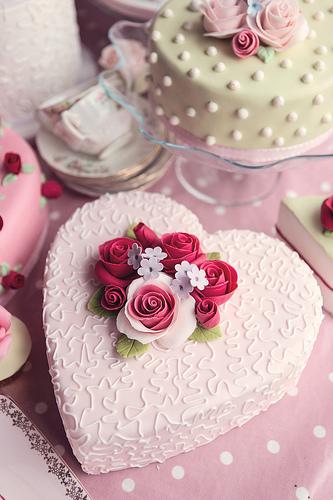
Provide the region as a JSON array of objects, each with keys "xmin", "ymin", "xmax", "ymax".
[{"xmin": 2, "ymin": 2, "xmax": 333, "ymax": 500}]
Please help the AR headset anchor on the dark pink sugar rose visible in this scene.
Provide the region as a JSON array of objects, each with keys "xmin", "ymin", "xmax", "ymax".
[
  {"xmin": 192, "ymin": 260, "xmax": 238, "ymax": 305},
  {"xmin": 95, "ymin": 237, "xmax": 143, "ymax": 287},
  {"xmin": 321, "ymin": 196, "xmax": 333, "ymax": 232},
  {"xmin": 161, "ymin": 232, "xmax": 206, "ymax": 274},
  {"xmin": 232, "ymin": 29, "xmax": 260, "ymax": 59},
  {"xmin": 3, "ymin": 152, "xmax": 22, "ymax": 174},
  {"xmin": 101, "ymin": 285, "xmax": 127, "ymax": 313},
  {"xmin": 195, "ymin": 298, "xmax": 220, "ymax": 329},
  {"xmin": 127, "ymin": 284, "xmax": 176, "ymax": 331},
  {"xmin": 133, "ymin": 222, "xmax": 161, "ymax": 248}
]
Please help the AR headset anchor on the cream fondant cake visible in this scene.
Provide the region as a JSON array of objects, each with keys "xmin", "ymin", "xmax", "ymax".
[
  {"xmin": 0, "ymin": 125, "xmax": 48, "ymax": 305},
  {"xmin": 149, "ymin": 0, "xmax": 333, "ymax": 154},
  {"xmin": 43, "ymin": 192, "xmax": 323, "ymax": 474},
  {"xmin": 277, "ymin": 195, "xmax": 333, "ymax": 315}
]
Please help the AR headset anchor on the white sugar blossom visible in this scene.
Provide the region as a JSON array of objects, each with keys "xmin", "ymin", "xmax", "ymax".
[
  {"xmin": 142, "ymin": 246, "xmax": 167, "ymax": 262},
  {"xmin": 127, "ymin": 243, "xmax": 142, "ymax": 270},
  {"xmin": 171, "ymin": 276, "xmax": 194, "ymax": 300},
  {"xmin": 175, "ymin": 260, "xmax": 192, "ymax": 281},
  {"xmin": 137, "ymin": 257, "xmax": 163, "ymax": 281},
  {"xmin": 187, "ymin": 265, "xmax": 208, "ymax": 291}
]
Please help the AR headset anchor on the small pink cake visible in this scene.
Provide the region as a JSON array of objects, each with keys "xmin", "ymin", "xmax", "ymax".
[
  {"xmin": 277, "ymin": 195, "xmax": 333, "ymax": 315},
  {"xmin": 43, "ymin": 192, "xmax": 323, "ymax": 474},
  {"xmin": 0, "ymin": 124, "xmax": 48, "ymax": 305}
]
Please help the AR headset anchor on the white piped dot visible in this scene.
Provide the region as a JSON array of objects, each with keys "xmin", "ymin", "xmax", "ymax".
[
  {"xmin": 313, "ymin": 94, "xmax": 324, "ymax": 105},
  {"xmin": 313, "ymin": 10, "xmax": 325, "ymax": 21},
  {"xmin": 173, "ymin": 33, "xmax": 185, "ymax": 44},
  {"xmin": 151, "ymin": 30, "xmax": 161, "ymax": 41},
  {"xmin": 280, "ymin": 58, "xmax": 292, "ymax": 69},
  {"xmin": 287, "ymin": 386, "xmax": 298, "ymax": 396},
  {"xmin": 260, "ymin": 127, "xmax": 273, "ymax": 138},
  {"xmin": 287, "ymin": 112, "xmax": 298, "ymax": 123},
  {"xmin": 274, "ymin": 137, "xmax": 285, "ymax": 147},
  {"xmin": 320, "ymin": 181, "xmax": 332, "ymax": 193},
  {"xmin": 232, "ymin": 130, "xmax": 242, "ymax": 141},
  {"xmin": 178, "ymin": 50, "xmax": 191, "ymax": 61},
  {"xmin": 172, "ymin": 465, "xmax": 185, "ymax": 479},
  {"xmin": 220, "ymin": 451, "xmax": 233, "ymax": 465},
  {"xmin": 163, "ymin": 75, "xmax": 172, "ymax": 87},
  {"xmin": 162, "ymin": 8, "xmax": 174, "ymax": 18},
  {"xmin": 252, "ymin": 70, "xmax": 264, "ymax": 81},
  {"xmin": 315, "ymin": 45, "xmax": 328, "ymax": 55},
  {"xmin": 322, "ymin": 113, "xmax": 332, "ymax": 124},
  {"xmin": 35, "ymin": 402, "xmax": 48, "ymax": 415},
  {"xmin": 186, "ymin": 107, "xmax": 196, "ymax": 118},
  {"xmin": 169, "ymin": 115, "xmax": 180, "ymax": 126},
  {"xmin": 237, "ymin": 108, "xmax": 249, "ymax": 120},
  {"xmin": 182, "ymin": 21, "xmax": 193, "ymax": 31},
  {"xmin": 187, "ymin": 67, "xmax": 200, "ymax": 79},
  {"xmin": 206, "ymin": 46, "xmax": 218, "ymax": 56},
  {"xmin": 188, "ymin": 0, "xmax": 203, "ymax": 12},
  {"xmin": 122, "ymin": 478, "xmax": 135, "ymax": 493},
  {"xmin": 54, "ymin": 444, "xmax": 65, "ymax": 457},
  {"xmin": 213, "ymin": 62, "xmax": 226, "ymax": 72},
  {"xmin": 155, "ymin": 106, "xmax": 164, "ymax": 116},
  {"xmin": 267, "ymin": 440, "xmax": 280, "ymax": 454},
  {"xmin": 227, "ymin": 80, "xmax": 240, "ymax": 91},
  {"xmin": 205, "ymin": 135, "xmax": 216, "ymax": 146},
  {"xmin": 149, "ymin": 52, "xmax": 158, "ymax": 64},
  {"xmin": 295, "ymin": 127, "xmax": 307, "ymax": 137},
  {"xmin": 295, "ymin": 487, "xmax": 310, "ymax": 500},
  {"xmin": 313, "ymin": 60, "xmax": 325, "ymax": 71},
  {"xmin": 301, "ymin": 73, "xmax": 314, "ymax": 84},
  {"xmin": 207, "ymin": 101, "xmax": 219, "ymax": 113},
  {"xmin": 272, "ymin": 96, "xmax": 285, "ymax": 107},
  {"xmin": 313, "ymin": 425, "xmax": 326, "ymax": 438}
]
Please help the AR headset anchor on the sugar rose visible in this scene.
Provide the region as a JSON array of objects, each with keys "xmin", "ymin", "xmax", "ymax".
[
  {"xmin": 201, "ymin": 0, "xmax": 248, "ymax": 39},
  {"xmin": 192, "ymin": 260, "xmax": 238, "ymax": 305},
  {"xmin": 161, "ymin": 232, "xmax": 206, "ymax": 274},
  {"xmin": 321, "ymin": 196, "xmax": 333, "ymax": 232}
]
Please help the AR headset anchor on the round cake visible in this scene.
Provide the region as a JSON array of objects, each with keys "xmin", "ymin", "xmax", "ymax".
[
  {"xmin": 0, "ymin": 124, "xmax": 49, "ymax": 305},
  {"xmin": 149, "ymin": 0, "xmax": 333, "ymax": 155}
]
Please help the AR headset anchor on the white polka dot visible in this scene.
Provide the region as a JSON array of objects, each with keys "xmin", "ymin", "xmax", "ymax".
[
  {"xmin": 187, "ymin": 67, "xmax": 200, "ymax": 79},
  {"xmin": 163, "ymin": 75, "xmax": 172, "ymax": 87},
  {"xmin": 54, "ymin": 444, "xmax": 65, "ymax": 457},
  {"xmin": 215, "ymin": 206, "xmax": 226, "ymax": 215},
  {"xmin": 178, "ymin": 50, "xmax": 191, "ymax": 61},
  {"xmin": 205, "ymin": 135, "xmax": 216, "ymax": 146},
  {"xmin": 267, "ymin": 440, "xmax": 280, "ymax": 454},
  {"xmin": 328, "ymin": 372, "xmax": 333, "ymax": 382},
  {"xmin": 151, "ymin": 30, "xmax": 161, "ymax": 41},
  {"xmin": 227, "ymin": 80, "xmax": 240, "ymax": 91},
  {"xmin": 213, "ymin": 62, "xmax": 226, "ymax": 72},
  {"xmin": 22, "ymin": 360, "xmax": 32, "ymax": 372},
  {"xmin": 295, "ymin": 486, "xmax": 310, "ymax": 500},
  {"xmin": 172, "ymin": 465, "xmax": 185, "ymax": 479},
  {"xmin": 149, "ymin": 52, "xmax": 158, "ymax": 64},
  {"xmin": 272, "ymin": 96, "xmax": 285, "ymax": 107},
  {"xmin": 173, "ymin": 33, "xmax": 185, "ymax": 44},
  {"xmin": 313, "ymin": 425, "xmax": 326, "ymax": 438},
  {"xmin": 50, "ymin": 211, "xmax": 60, "ymax": 221},
  {"xmin": 287, "ymin": 386, "xmax": 298, "ymax": 397},
  {"xmin": 286, "ymin": 190, "xmax": 297, "ymax": 198},
  {"xmin": 122, "ymin": 478, "xmax": 135, "ymax": 493},
  {"xmin": 320, "ymin": 182, "xmax": 332, "ymax": 193},
  {"xmin": 232, "ymin": 130, "xmax": 242, "ymax": 142},
  {"xmin": 220, "ymin": 451, "xmax": 233, "ymax": 465},
  {"xmin": 35, "ymin": 402, "xmax": 48, "ymax": 415},
  {"xmin": 186, "ymin": 107, "xmax": 196, "ymax": 118},
  {"xmin": 252, "ymin": 70, "xmax": 264, "ymax": 81}
]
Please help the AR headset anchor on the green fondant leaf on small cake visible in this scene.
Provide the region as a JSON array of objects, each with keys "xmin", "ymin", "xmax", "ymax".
[
  {"xmin": 40, "ymin": 196, "xmax": 47, "ymax": 209},
  {"xmin": 206, "ymin": 252, "xmax": 222, "ymax": 261},
  {"xmin": 257, "ymin": 46, "xmax": 275, "ymax": 64},
  {"xmin": 2, "ymin": 173, "xmax": 18, "ymax": 187},
  {"xmin": 87, "ymin": 287, "xmax": 117, "ymax": 318},
  {"xmin": 126, "ymin": 223, "xmax": 138, "ymax": 240},
  {"xmin": 0, "ymin": 263, "xmax": 10, "ymax": 277},
  {"xmin": 22, "ymin": 164, "xmax": 35, "ymax": 174},
  {"xmin": 323, "ymin": 230, "xmax": 333, "ymax": 238},
  {"xmin": 189, "ymin": 324, "xmax": 222, "ymax": 343},
  {"xmin": 116, "ymin": 334, "xmax": 149, "ymax": 358}
]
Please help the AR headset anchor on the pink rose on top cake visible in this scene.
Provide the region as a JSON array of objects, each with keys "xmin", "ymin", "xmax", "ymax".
[
  {"xmin": 88, "ymin": 222, "xmax": 238, "ymax": 356},
  {"xmin": 0, "ymin": 305, "xmax": 11, "ymax": 360},
  {"xmin": 201, "ymin": 0, "xmax": 248, "ymax": 38},
  {"xmin": 247, "ymin": 0, "xmax": 309, "ymax": 51}
]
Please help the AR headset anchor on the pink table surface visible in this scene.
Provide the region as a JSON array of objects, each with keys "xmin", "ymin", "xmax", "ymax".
[{"xmin": 2, "ymin": 2, "xmax": 333, "ymax": 500}]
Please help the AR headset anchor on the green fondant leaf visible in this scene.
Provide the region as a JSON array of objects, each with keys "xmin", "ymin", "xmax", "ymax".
[
  {"xmin": 40, "ymin": 196, "xmax": 47, "ymax": 208},
  {"xmin": 189, "ymin": 324, "xmax": 222, "ymax": 343},
  {"xmin": 323, "ymin": 230, "xmax": 333, "ymax": 238},
  {"xmin": 2, "ymin": 173, "xmax": 17, "ymax": 187},
  {"xmin": 257, "ymin": 46, "xmax": 275, "ymax": 64},
  {"xmin": 116, "ymin": 334, "xmax": 149, "ymax": 358},
  {"xmin": 206, "ymin": 252, "xmax": 222, "ymax": 261},
  {"xmin": 126, "ymin": 223, "xmax": 138, "ymax": 240},
  {"xmin": 22, "ymin": 164, "xmax": 35, "ymax": 174},
  {"xmin": 0, "ymin": 263, "xmax": 10, "ymax": 277},
  {"xmin": 87, "ymin": 287, "xmax": 117, "ymax": 318}
]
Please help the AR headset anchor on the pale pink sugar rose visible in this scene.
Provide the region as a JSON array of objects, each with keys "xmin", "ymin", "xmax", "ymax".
[
  {"xmin": 201, "ymin": 0, "xmax": 248, "ymax": 39},
  {"xmin": 247, "ymin": 0, "xmax": 310, "ymax": 51},
  {"xmin": 0, "ymin": 305, "xmax": 12, "ymax": 360},
  {"xmin": 116, "ymin": 273, "xmax": 196, "ymax": 349}
]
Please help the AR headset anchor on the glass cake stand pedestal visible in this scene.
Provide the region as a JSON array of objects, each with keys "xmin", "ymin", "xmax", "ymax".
[{"xmin": 99, "ymin": 20, "xmax": 333, "ymax": 206}]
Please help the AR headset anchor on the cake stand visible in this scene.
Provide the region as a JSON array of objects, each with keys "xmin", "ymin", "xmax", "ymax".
[{"xmin": 100, "ymin": 20, "xmax": 333, "ymax": 206}]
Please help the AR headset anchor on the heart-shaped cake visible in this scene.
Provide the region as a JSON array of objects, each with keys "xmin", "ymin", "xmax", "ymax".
[{"xmin": 43, "ymin": 192, "xmax": 323, "ymax": 474}]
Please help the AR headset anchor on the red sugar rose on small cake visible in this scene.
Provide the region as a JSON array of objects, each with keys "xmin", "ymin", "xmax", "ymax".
[
  {"xmin": 3, "ymin": 152, "xmax": 22, "ymax": 175},
  {"xmin": 321, "ymin": 196, "xmax": 333, "ymax": 234},
  {"xmin": 88, "ymin": 222, "xmax": 238, "ymax": 357}
]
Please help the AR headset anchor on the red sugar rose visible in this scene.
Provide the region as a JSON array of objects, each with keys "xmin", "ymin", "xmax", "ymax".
[
  {"xmin": 3, "ymin": 152, "xmax": 22, "ymax": 174},
  {"xmin": 232, "ymin": 29, "xmax": 260, "ymax": 59},
  {"xmin": 321, "ymin": 196, "xmax": 333, "ymax": 232},
  {"xmin": 195, "ymin": 298, "xmax": 220, "ymax": 329},
  {"xmin": 41, "ymin": 180, "xmax": 63, "ymax": 199},
  {"xmin": 133, "ymin": 223, "xmax": 161, "ymax": 248},
  {"xmin": 161, "ymin": 232, "xmax": 206, "ymax": 275},
  {"xmin": 192, "ymin": 260, "xmax": 238, "ymax": 305},
  {"xmin": 2, "ymin": 271, "xmax": 25, "ymax": 290},
  {"xmin": 0, "ymin": 216, "xmax": 3, "ymax": 231},
  {"xmin": 101, "ymin": 285, "xmax": 127, "ymax": 313}
]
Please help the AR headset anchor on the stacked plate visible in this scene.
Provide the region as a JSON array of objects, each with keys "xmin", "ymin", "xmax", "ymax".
[{"xmin": 36, "ymin": 125, "xmax": 171, "ymax": 197}]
